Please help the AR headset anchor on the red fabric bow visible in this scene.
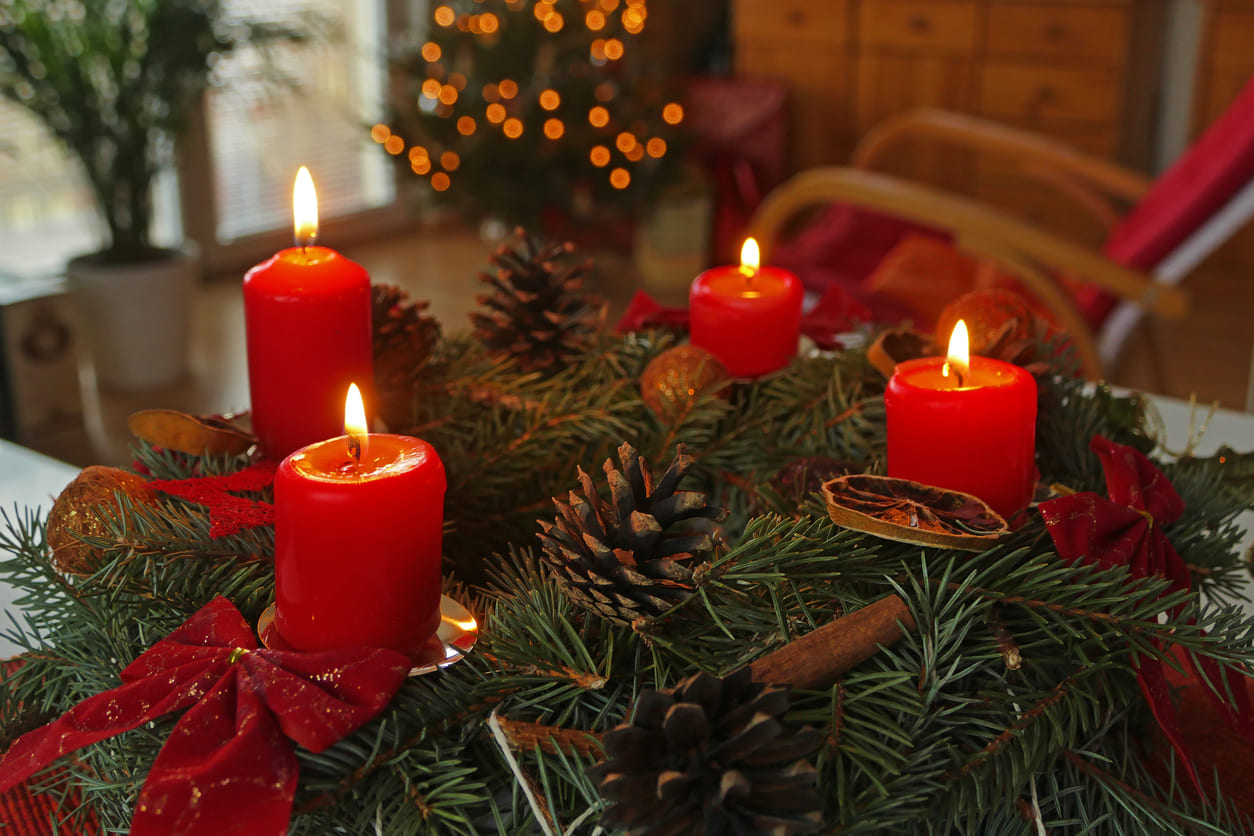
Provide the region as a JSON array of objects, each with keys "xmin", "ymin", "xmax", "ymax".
[
  {"xmin": 0, "ymin": 596, "xmax": 410, "ymax": 835},
  {"xmin": 614, "ymin": 287, "xmax": 870, "ymax": 351},
  {"xmin": 1040, "ymin": 436, "xmax": 1254, "ymax": 792},
  {"xmin": 148, "ymin": 461, "xmax": 278, "ymax": 538}
]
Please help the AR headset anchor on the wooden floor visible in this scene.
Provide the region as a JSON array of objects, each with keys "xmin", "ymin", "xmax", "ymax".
[{"xmin": 22, "ymin": 222, "xmax": 1254, "ymax": 468}]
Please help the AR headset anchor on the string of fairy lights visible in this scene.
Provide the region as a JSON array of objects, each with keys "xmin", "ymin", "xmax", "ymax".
[{"xmin": 372, "ymin": 0, "xmax": 683, "ymax": 200}]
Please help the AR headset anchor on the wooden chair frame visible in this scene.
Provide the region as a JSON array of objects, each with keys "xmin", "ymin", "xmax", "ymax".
[{"xmin": 747, "ymin": 109, "xmax": 1189, "ymax": 380}]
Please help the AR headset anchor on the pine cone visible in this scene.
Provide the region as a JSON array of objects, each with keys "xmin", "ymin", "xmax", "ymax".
[
  {"xmin": 589, "ymin": 669, "xmax": 824, "ymax": 836},
  {"xmin": 469, "ymin": 229, "xmax": 602, "ymax": 374},
  {"xmin": 537, "ymin": 442, "xmax": 726, "ymax": 626},
  {"xmin": 372, "ymin": 284, "xmax": 441, "ymax": 429},
  {"xmin": 372, "ymin": 283, "xmax": 441, "ymax": 386}
]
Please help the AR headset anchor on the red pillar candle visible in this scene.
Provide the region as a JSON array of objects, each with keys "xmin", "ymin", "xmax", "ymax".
[
  {"xmin": 274, "ymin": 385, "xmax": 446, "ymax": 655},
  {"xmin": 244, "ymin": 167, "xmax": 372, "ymax": 460},
  {"xmin": 884, "ymin": 321, "xmax": 1037, "ymax": 521},
  {"xmin": 689, "ymin": 238, "xmax": 804, "ymax": 378}
]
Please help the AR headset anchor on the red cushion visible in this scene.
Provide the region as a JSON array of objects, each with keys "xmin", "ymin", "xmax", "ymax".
[
  {"xmin": 1104, "ymin": 74, "xmax": 1254, "ymax": 271},
  {"xmin": 770, "ymin": 205, "xmax": 947, "ymax": 323}
]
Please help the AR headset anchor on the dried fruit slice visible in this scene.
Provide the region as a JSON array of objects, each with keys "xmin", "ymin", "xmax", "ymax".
[
  {"xmin": 867, "ymin": 328, "xmax": 936, "ymax": 378},
  {"xmin": 821, "ymin": 474, "xmax": 1009, "ymax": 551}
]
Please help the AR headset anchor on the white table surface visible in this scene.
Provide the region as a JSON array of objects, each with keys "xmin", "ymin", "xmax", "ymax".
[
  {"xmin": 0, "ymin": 439, "xmax": 79, "ymax": 655},
  {"xmin": 0, "ymin": 394, "xmax": 1252, "ymax": 657}
]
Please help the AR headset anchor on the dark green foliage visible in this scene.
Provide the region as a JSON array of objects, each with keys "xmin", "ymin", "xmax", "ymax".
[{"xmin": 2, "ymin": 330, "xmax": 1254, "ymax": 834}]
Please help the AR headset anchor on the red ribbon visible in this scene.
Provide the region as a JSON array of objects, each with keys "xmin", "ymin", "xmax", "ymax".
[
  {"xmin": 0, "ymin": 597, "xmax": 410, "ymax": 835},
  {"xmin": 148, "ymin": 461, "xmax": 278, "ymax": 538},
  {"xmin": 1040, "ymin": 436, "xmax": 1254, "ymax": 792}
]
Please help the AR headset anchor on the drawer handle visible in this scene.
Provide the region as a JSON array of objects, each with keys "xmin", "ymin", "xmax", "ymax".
[{"xmin": 907, "ymin": 13, "xmax": 932, "ymax": 33}]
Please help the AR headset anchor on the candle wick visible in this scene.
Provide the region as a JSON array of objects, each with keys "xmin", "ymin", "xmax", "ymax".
[
  {"xmin": 348, "ymin": 434, "xmax": 362, "ymax": 465},
  {"xmin": 943, "ymin": 363, "xmax": 966, "ymax": 388}
]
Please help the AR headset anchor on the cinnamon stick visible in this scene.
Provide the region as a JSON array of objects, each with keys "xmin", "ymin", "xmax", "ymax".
[{"xmin": 748, "ymin": 594, "xmax": 916, "ymax": 690}]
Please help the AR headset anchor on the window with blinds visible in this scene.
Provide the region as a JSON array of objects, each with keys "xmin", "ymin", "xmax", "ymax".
[
  {"xmin": 206, "ymin": 0, "xmax": 395, "ymax": 245},
  {"xmin": 0, "ymin": 102, "xmax": 100, "ymax": 279},
  {"xmin": 0, "ymin": 0, "xmax": 400, "ymax": 279}
]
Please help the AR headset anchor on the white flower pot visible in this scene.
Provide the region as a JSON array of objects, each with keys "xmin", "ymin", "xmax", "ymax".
[{"xmin": 66, "ymin": 245, "xmax": 199, "ymax": 390}]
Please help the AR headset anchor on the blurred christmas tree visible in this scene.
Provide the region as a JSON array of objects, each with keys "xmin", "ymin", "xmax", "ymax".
[{"xmin": 379, "ymin": 0, "xmax": 686, "ymax": 230}]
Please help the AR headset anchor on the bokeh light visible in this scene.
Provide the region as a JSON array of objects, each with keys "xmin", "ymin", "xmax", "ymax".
[
  {"xmin": 384, "ymin": 136, "xmax": 405, "ymax": 155},
  {"xmin": 590, "ymin": 146, "xmax": 611, "ymax": 167},
  {"xmin": 588, "ymin": 106, "xmax": 610, "ymax": 127},
  {"xmin": 544, "ymin": 118, "xmax": 565, "ymax": 139},
  {"xmin": 604, "ymin": 38, "xmax": 624, "ymax": 60},
  {"xmin": 433, "ymin": 5, "xmax": 455, "ymax": 26},
  {"xmin": 585, "ymin": 10, "xmax": 605, "ymax": 30},
  {"xmin": 503, "ymin": 117, "xmax": 524, "ymax": 138},
  {"xmin": 609, "ymin": 168, "xmax": 631, "ymax": 189},
  {"xmin": 539, "ymin": 89, "xmax": 560, "ymax": 110},
  {"xmin": 421, "ymin": 42, "xmax": 442, "ymax": 62},
  {"xmin": 441, "ymin": 151, "xmax": 461, "ymax": 171},
  {"xmin": 457, "ymin": 116, "xmax": 477, "ymax": 135},
  {"xmin": 370, "ymin": 124, "xmax": 391, "ymax": 143},
  {"xmin": 486, "ymin": 103, "xmax": 507, "ymax": 123},
  {"xmin": 431, "ymin": 172, "xmax": 451, "ymax": 191},
  {"xmin": 499, "ymin": 79, "xmax": 518, "ymax": 99},
  {"xmin": 662, "ymin": 102, "xmax": 684, "ymax": 124},
  {"xmin": 646, "ymin": 137, "xmax": 666, "ymax": 157},
  {"xmin": 615, "ymin": 131, "xmax": 636, "ymax": 153}
]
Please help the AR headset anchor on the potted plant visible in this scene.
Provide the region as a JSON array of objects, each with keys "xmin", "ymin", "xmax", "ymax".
[{"xmin": 0, "ymin": 0, "xmax": 309, "ymax": 389}]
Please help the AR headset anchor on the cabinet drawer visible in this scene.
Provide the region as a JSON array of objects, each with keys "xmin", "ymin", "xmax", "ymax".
[
  {"xmin": 979, "ymin": 63, "xmax": 1120, "ymax": 126},
  {"xmin": 859, "ymin": 0, "xmax": 979, "ymax": 53},
  {"xmin": 986, "ymin": 4, "xmax": 1128, "ymax": 65},
  {"xmin": 733, "ymin": 0, "xmax": 848, "ymax": 46},
  {"xmin": 736, "ymin": 45, "xmax": 853, "ymax": 167}
]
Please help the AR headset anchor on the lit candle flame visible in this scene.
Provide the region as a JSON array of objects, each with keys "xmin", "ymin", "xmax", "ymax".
[
  {"xmin": 344, "ymin": 382, "xmax": 368, "ymax": 463},
  {"xmin": 943, "ymin": 319, "xmax": 970, "ymax": 387},
  {"xmin": 739, "ymin": 237, "xmax": 760, "ymax": 279},
  {"xmin": 293, "ymin": 166, "xmax": 318, "ymax": 248}
]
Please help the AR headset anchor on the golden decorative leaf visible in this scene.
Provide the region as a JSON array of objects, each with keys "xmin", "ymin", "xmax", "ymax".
[{"xmin": 127, "ymin": 409, "xmax": 255, "ymax": 457}]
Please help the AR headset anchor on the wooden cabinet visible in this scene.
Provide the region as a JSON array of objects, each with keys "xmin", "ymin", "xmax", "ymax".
[
  {"xmin": 731, "ymin": 0, "xmax": 853, "ymax": 171},
  {"xmin": 732, "ymin": 0, "xmax": 1165, "ymax": 237}
]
